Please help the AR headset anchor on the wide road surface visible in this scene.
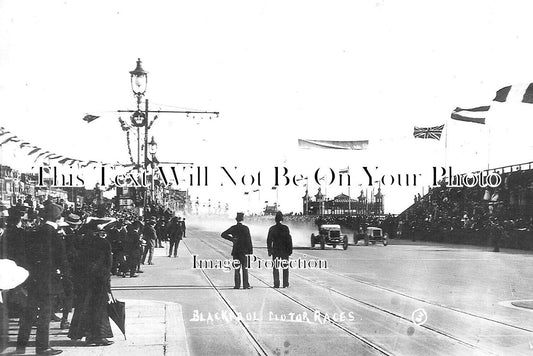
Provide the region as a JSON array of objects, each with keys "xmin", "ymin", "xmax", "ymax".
[{"xmin": 111, "ymin": 217, "xmax": 533, "ymax": 356}]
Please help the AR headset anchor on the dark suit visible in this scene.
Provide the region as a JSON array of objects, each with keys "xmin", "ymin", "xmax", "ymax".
[
  {"xmin": 124, "ymin": 229, "xmax": 142, "ymax": 276},
  {"xmin": 142, "ymin": 224, "xmax": 157, "ymax": 264},
  {"xmin": 181, "ymin": 220, "xmax": 186, "ymax": 237},
  {"xmin": 221, "ymin": 222, "xmax": 253, "ymax": 288},
  {"xmin": 17, "ymin": 222, "xmax": 65, "ymax": 352},
  {"xmin": 166, "ymin": 220, "xmax": 183, "ymax": 257},
  {"xmin": 267, "ymin": 222, "xmax": 293, "ymax": 288}
]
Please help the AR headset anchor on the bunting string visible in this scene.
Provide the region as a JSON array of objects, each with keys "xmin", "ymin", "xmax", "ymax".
[
  {"xmin": 0, "ymin": 125, "xmax": 134, "ymax": 169},
  {"xmin": 126, "ymin": 131, "xmax": 135, "ymax": 165},
  {"xmin": 118, "ymin": 117, "xmax": 136, "ymax": 165}
]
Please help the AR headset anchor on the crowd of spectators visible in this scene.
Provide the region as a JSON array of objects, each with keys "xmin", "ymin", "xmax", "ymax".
[
  {"xmin": 0, "ymin": 198, "xmax": 184, "ymax": 355},
  {"xmin": 399, "ymin": 168, "xmax": 533, "ymax": 248}
]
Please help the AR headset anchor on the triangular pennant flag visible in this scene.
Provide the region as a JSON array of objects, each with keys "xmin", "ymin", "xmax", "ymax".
[
  {"xmin": 494, "ymin": 86, "xmax": 512, "ymax": 102},
  {"xmin": 523, "ymin": 83, "xmax": 533, "ymax": 104},
  {"xmin": 0, "ymin": 135, "xmax": 18, "ymax": 145},
  {"xmin": 83, "ymin": 114, "xmax": 100, "ymax": 123},
  {"xmin": 28, "ymin": 147, "xmax": 41, "ymax": 156}
]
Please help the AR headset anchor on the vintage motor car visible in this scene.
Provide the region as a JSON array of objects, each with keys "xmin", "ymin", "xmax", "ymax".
[
  {"xmin": 311, "ymin": 224, "xmax": 348, "ymax": 250},
  {"xmin": 353, "ymin": 226, "xmax": 388, "ymax": 246}
]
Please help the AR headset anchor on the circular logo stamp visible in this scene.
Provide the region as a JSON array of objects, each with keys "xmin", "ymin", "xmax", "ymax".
[{"xmin": 411, "ymin": 308, "xmax": 428, "ymax": 326}]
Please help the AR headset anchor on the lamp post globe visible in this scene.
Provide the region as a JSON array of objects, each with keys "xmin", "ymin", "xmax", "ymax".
[
  {"xmin": 130, "ymin": 58, "xmax": 148, "ymax": 98},
  {"xmin": 148, "ymin": 136, "xmax": 158, "ymax": 155}
]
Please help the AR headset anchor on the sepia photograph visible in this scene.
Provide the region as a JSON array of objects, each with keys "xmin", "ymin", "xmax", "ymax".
[{"xmin": 2, "ymin": 1, "xmax": 533, "ymax": 355}]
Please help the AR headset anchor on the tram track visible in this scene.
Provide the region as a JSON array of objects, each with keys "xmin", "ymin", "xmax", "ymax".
[
  {"xmin": 181, "ymin": 239, "xmax": 270, "ymax": 356},
  {"xmin": 112, "ymin": 285, "xmax": 214, "ymax": 290},
  {"xmin": 219, "ymin": 235, "xmax": 533, "ymax": 332},
  {"xmin": 288, "ymin": 247, "xmax": 533, "ymax": 334},
  {"xmin": 194, "ymin": 236, "xmax": 489, "ymax": 356},
  {"xmin": 184, "ymin": 237, "xmax": 395, "ymax": 356},
  {"xmin": 204, "ymin": 236, "xmax": 511, "ymax": 356}
]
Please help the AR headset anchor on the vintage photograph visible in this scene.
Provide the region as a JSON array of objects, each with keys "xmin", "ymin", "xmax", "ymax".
[{"xmin": 2, "ymin": 1, "xmax": 533, "ymax": 355}]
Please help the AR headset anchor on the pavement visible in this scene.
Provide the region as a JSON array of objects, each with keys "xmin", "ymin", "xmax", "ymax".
[{"xmin": 1, "ymin": 248, "xmax": 190, "ymax": 356}]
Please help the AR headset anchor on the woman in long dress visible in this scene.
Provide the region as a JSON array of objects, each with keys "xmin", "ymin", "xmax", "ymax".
[{"xmin": 68, "ymin": 221, "xmax": 114, "ymax": 346}]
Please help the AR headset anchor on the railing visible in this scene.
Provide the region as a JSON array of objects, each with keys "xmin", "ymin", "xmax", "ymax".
[
  {"xmin": 472, "ymin": 160, "xmax": 533, "ymax": 175},
  {"xmin": 400, "ymin": 160, "xmax": 533, "ymax": 217}
]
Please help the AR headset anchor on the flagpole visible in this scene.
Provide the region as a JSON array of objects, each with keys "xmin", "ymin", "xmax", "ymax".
[
  {"xmin": 485, "ymin": 107, "xmax": 491, "ymax": 171},
  {"xmin": 347, "ymin": 166, "xmax": 351, "ymax": 216},
  {"xmin": 444, "ymin": 116, "xmax": 449, "ymax": 169},
  {"xmin": 487, "ymin": 125, "xmax": 491, "ymax": 170}
]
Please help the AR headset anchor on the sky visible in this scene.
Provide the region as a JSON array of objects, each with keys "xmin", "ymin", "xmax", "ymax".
[{"xmin": 1, "ymin": 0, "xmax": 533, "ymax": 214}]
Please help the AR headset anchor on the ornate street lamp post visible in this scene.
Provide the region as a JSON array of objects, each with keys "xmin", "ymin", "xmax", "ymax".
[
  {"xmin": 129, "ymin": 58, "xmax": 150, "ymax": 214},
  {"xmin": 148, "ymin": 136, "xmax": 158, "ymax": 203},
  {"xmin": 116, "ymin": 58, "xmax": 218, "ymax": 216}
]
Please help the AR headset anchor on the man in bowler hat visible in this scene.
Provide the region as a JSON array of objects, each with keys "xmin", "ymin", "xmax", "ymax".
[
  {"xmin": 17, "ymin": 202, "xmax": 65, "ymax": 355},
  {"xmin": 221, "ymin": 212, "xmax": 253, "ymax": 289},
  {"xmin": 267, "ymin": 211, "xmax": 293, "ymax": 288},
  {"xmin": 142, "ymin": 217, "xmax": 157, "ymax": 265}
]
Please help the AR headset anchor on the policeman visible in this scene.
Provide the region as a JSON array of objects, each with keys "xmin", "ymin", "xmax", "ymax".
[{"xmin": 267, "ymin": 211, "xmax": 293, "ymax": 288}]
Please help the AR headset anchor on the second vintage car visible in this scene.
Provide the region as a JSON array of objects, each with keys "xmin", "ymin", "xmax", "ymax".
[{"xmin": 353, "ymin": 226, "xmax": 388, "ymax": 246}]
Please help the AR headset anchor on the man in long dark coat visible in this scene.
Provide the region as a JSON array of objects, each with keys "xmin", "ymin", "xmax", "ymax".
[
  {"xmin": 16, "ymin": 203, "xmax": 64, "ymax": 356},
  {"xmin": 181, "ymin": 218, "xmax": 186, "ymax": 238},
  {"xmin": 123, "ymin": 221, "xmax": 142, "ymax": 277},
  {"xmin": 58, "ymin": 213, "xmax": 83, "ymax": 329},
  {"xmin": 166, "ymin": 217, "xmax": 183, "ymax": 258},
  {"xmin": 142, "ymin": 217, "xmax": 157, "ymax": 265},
  {"xmin": 267, "ymin": 211, "xmax": 293, "ymax": 288},
  {"xmin": 155, "ymin": 217, "xmax": 166, "ymax": 248},
  {"xmin": 221, "ymin": 212, "xmax": 253, "ymax": 289}
]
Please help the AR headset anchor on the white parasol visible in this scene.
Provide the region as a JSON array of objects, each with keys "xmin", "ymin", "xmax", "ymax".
[{"xmin": 0, "ymin": 259, "xmax": 29, "ymax": 303}]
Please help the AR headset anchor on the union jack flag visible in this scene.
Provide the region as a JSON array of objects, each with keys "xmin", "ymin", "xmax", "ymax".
[{"xmin": 413, "ymin": 124, "xmax": 444, "ymax": 140}]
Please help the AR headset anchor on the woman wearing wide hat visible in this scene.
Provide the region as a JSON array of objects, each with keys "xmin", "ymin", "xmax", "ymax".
[{"xmin": 68, "ymin": 221, "xmax": 114, "ymax": 346}]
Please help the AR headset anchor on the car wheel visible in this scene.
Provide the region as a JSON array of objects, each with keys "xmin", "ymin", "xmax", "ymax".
[
  {"xmin": 343, "ymin": 236, "xmax": 348, "ymax": 250},
  {"xmin": 320, "ymin": 236, "xmax": 325, "ymax": 250},
  {"xmin": 311, "ymin": 234, "xmax": 315, "ymax": 248},
  {"xmin": 353, "ymin": 233, "xmax": 358, "ymax": 245}
]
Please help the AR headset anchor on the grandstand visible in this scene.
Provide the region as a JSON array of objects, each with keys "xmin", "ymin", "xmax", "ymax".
[{"xmin": 399, "ymin": 161, "xmax": 533, "ymax": 250}]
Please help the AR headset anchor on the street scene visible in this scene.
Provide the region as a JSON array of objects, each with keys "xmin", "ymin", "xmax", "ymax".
[
  {"xmin": 3, "ymin": 1, "xmax": 533, "ymax": 355},
  {"xmin": 4, "ymin": 216, "xmax": 533, "ymax": 355}
]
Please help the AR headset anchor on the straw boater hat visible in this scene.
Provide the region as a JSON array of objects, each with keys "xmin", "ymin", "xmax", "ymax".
[{"xmin": 65, "ymin": 213, "xmax": 82, "ymax": 225}]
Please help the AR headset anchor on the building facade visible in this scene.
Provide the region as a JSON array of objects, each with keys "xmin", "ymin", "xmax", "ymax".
[{"xmin": 303, "ymin": 188, "xmax": 384, "ymax": 216}]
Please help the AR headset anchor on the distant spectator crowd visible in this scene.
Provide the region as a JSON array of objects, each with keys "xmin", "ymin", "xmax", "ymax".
[{"xmin": 398, "ymin": 168, "xmax": 533, "ymax": 249}]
